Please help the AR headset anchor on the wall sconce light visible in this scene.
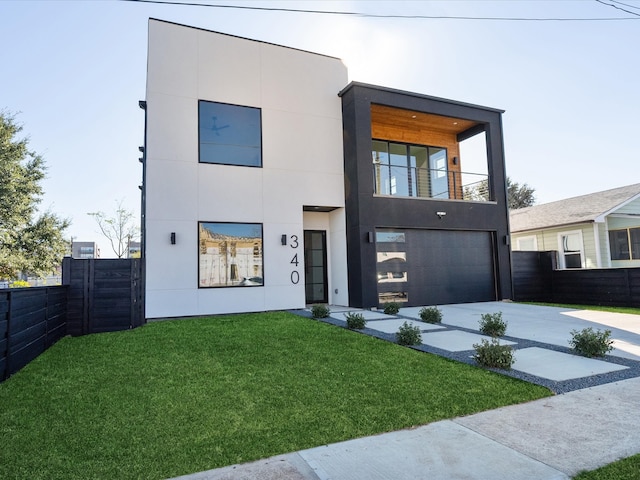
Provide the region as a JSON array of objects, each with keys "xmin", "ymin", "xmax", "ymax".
[
  {"xmin": 452, "ymin": 156, "xmax": 458, "ymax": 165},
  {"xmin": 170, "ymin": 232, "xmax": 176, "ymax": 245},
  {"xmin": 138, "ymin": 100, "xmax": 146, "ymax": 110},
  {"xmin": 436, "ymin": 211, "xmax": 447, "ymax": 219},
  {"xmin": 504, "ymin": 235, "xmax": 510, "ymax": 246},
  {"xmin": 138, "ymin": 146, "xmax": 145, "ymax": 153},
  {"xmin": 281, "ymin": 234, "xmax": 287, "ymax": 246},
  {"xmin": 367, "ymin": 232, "xmax": 374, "ymax": 243}
]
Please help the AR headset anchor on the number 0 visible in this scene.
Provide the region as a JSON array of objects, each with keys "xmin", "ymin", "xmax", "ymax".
[{"xmin": 291, "ymin": 271, "xmax": 300, "ymax": 284}]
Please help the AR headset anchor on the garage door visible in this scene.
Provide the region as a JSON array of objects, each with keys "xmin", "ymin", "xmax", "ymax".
[{"xmin": 376, "ymin": 229, "xmax": 497, "ymax": 306}]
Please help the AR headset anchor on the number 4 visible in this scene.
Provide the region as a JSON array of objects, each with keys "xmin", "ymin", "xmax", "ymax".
[{"xmin": 290, "ymin": 253, "xmax": 299, "ymax": 266}]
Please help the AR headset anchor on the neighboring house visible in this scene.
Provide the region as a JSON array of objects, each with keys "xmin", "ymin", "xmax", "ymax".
[
  {"xmin": 142, "ymin": 19, "xmax": 512, "ymax": 319},
  {"xmin": 127, "ymin": 241, "xmax": 141, "ymax": 258},
  {"xmin": 510, "ymin": 183, "xmax": 640, "ymax": 269},
  {"xmin": 71, "ymin": 241, "xmax": 100, "ymax": 259}
]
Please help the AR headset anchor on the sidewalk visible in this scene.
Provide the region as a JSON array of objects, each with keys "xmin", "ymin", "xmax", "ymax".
[
  {"xmin": 170, "ymin": 302, "xmax": 640, "ymax": 480},
  {"xmin": 172, "ymin": 377, "xmax": 640, "ymax": 480}
]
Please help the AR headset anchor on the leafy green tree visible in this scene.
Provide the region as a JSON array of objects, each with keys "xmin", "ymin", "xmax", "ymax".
[
  {"xmin": 88, "ymin": 199, "xmax": 139, "ymax": 258},
  {"xmin": 507, "ymin": 178, "xmax": 536, "ymax": 209},
  {"xmin": 464, "ymin": 176, "xmax": 535, "ymax": 209},
  {"xmin": 0, "ymin": 111, "xmax": 70, "ymax": 280}
]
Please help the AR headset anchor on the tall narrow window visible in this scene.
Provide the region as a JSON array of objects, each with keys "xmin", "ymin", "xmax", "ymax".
[{"xmin": 199, "ymin": 100, "xmax": 262, "ymax": 167}]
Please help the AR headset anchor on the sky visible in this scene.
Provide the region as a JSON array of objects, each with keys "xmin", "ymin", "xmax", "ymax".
[{"xmin": 1, "ymin": 0, "xmax": 639, "ymax": 257}]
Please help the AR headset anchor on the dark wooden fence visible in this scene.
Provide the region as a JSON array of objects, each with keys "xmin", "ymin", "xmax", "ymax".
[
  {"xmin": 1, "ymin": 258, "xmax": 144, "ymax": 382},
  {"xmin": 62, "ymin": 258, "xmax": 144, "ymax": 336},
  {"xmin": 512, "ymin": 251, "xmax": 640, "ymax": 307},
  {"xmin": 0, "ymin": 286, "xmax": 68, "ymax": 382}
]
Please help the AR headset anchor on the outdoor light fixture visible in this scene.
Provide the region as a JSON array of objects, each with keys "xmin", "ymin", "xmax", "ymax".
[
  {"xmin": 139, "ymin": 146, "xmax": 145, "ymax": 153},
  {"xmin": 436, "ymin": 211, "xmax": 447, "ymax": 219},
  {"xmin": 170, "ymin": 232, "xmax": 176, "ymax": 245},
  {"xmin": 367, "ymin": 232, "xmax": 374, "ymax": 243},
  {"xmin": 138, "ymin": 100, "xmax": 146, "ymax": 110},
  {"xmin": 452, "ymin": 156, "xmax": 458, "ymax": 165},
  {"xmin": 281, "ymin": 234, "xmax": 287, "ymax": 246},
  {"xmin": 504, "ymin": 235, "xmax": 510, "ymax": 246}
]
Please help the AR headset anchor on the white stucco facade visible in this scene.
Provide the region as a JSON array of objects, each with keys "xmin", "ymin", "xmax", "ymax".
[{"xmin": 144, "ymin": 19, "xmax": 349, "ymax": 318}]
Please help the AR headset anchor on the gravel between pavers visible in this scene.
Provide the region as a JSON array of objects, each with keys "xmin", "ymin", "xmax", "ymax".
[{"xmin": 291, "ymin": 309, "xmax": 640, "ymax": 394}]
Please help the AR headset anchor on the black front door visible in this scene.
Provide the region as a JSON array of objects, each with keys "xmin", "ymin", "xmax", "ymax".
[{"xmin": 304, "ymin": 230, "xmax": 328, "ymax": 304}]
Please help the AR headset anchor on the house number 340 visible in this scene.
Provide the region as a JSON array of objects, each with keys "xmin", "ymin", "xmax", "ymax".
[{"xmin": 289, "ymin": 235, "xmax": 300, "ymax": 284}]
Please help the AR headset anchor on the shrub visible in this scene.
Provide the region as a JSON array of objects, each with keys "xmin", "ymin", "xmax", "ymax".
[
  {"xmin": 345, "ymin": 312, "xmax": 366, "ymax": 330},
  {"xmin": 9, "ymin": 280, "xmax": 30, "ymax": 288},
  {"xmin": 396, "ymin": 321, "xmax": 422, "ymax": 346},
  {"xmin": 478, "ymin": 312, "xmax": 507, "ymax": 337},
  {"xmin": 419, "ymin": 306, "xmax": 442, "ymax": 324},
  {"xmin": 383, "ymin": 302, "xmax": 400, "ymax": 315},
  {"xmin": 569, "ymin": 327, "xmax": 614, "ymax": 358},
  {"xmin": 473, "ymin": 338, "xmax": 514, "ymax": 369},
  {"xmin": 310, "ymin": 304, "xmax": 330, "ymax": 319}
]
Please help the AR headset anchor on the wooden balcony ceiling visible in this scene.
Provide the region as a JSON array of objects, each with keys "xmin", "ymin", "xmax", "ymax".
[{"xmin": 371, "ymin": 104, "xmax": 479, "ymax": 135}]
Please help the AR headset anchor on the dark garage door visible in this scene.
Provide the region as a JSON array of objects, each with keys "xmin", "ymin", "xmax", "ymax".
[{"xmin": 377, "ymin": 229, "xmax": 497, "ymax": 306}]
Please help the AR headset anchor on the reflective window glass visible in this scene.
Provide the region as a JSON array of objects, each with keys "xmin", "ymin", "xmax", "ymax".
[{"xmin": 199, "ymin": 101, "xmax": 262, "ymax": 167}]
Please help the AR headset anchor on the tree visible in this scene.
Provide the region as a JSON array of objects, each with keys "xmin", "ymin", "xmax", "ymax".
[
  {"xmin": 88, "ymin": 199, "xmax": 139, "ymax": 258},
  {"xmin": 0, "ymin": 111, "xmax": 70, "ymax": 280},
  {"xmin": 464, "ymin": 177, "xmax": 536, "ymax": 209}
]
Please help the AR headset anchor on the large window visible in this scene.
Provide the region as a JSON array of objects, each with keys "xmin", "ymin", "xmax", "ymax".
[
  {"xmin": 609, "ymin": 227, "xmax": 640, "ymax": 260},
  {"xmin": 372, "ymin": 140, "xmax": 448, "ymax": 199},
  {"xmin": 199, "ymin": 222, "xmax": 263, "ymax": 288},
  {"xmin": 198, "ymin": 100, "xmax": 262, "ymax": 167}
]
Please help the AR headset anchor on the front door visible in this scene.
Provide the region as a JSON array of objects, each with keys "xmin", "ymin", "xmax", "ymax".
[{"xmin": 304, "ymin": 230, "xmax": 328, "ymax": 304}]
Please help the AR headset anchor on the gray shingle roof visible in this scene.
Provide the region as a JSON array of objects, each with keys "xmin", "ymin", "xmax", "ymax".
[{"xmin": 509, "ymin": 183, "xmax": 640, "ymax": 233}]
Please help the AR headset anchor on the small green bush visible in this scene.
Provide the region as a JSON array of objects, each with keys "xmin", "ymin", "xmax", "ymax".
[
  {"xmin": 396, "ymin": 321, "xmax": 422, "ymax": 346},
  {"xmin": 569, "ymin": 327, "xmax": 614, "ymax": 358},
  {"xmin": 473, "ymin": 338, "xmax": 514, "ymax": 369},
  {"xmin": 345, "ymin": 312, "xmax": 366, "ymax": 330},
  {"xmin": 383, "ymin": 302, "xmax": 400, "ymax": 315},
  {"xmin": 419, "ymin": 306, "xmax": 442, "ymax": 324},
  {"xmin": 478, "ymin": 312, "xmax": 507, "ymax": 337},
  {"xmin": 310, "ymin": 304, "xmax": 330, "ymax": 319}
]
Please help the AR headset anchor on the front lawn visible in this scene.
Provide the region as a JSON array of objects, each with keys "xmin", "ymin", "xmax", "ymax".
[
  {"xmin": 0, "ymin": 311, "xmax": 551, "ymax": 479},
  {"xmin": 574, "ymin": 453, "xmax": 640, "ymax": 479},
  {"xmin": 524, "ymin": 302, "xmax": 640, "ymax": 316}
]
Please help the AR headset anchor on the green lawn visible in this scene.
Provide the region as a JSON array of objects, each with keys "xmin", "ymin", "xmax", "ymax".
[
  {"xmin": 0, "ymin": 312, "xmax": 551, "ymax": 479},
  {"xmin": 574, "ymin": 453, "xmax": 640, "ymax": 479},
  {"xmin": 524, "ymin": 302, "xmax": 640, "ymax": 316}
]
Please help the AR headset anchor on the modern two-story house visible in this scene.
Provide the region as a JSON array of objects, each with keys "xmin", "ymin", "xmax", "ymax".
[{"xmin": 142, "ymin": 19, "xmax": 512, "ymax": 319}]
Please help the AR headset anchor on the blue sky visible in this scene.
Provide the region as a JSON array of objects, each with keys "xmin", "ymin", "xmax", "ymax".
[{"xmin": 2, "ymin": 0, "xmax": 639, "ymax": 256}]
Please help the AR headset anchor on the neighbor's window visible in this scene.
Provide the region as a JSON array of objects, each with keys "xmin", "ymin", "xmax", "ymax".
[
  {"xmin": 199, "ymin": 222, "xmax": 263, "ymax": 288},
  {"xmin": 198, "ymin": 100, "xmax": 262, "ymax": 167},
  {"xmin": 558, "ymin": 231, "xmax": 584, "ymax": 269},
  {"xmin": 372, "ymin": 140, "xmax": 448, "ymax": 199},
  {"xmin": 609, "ymin": 227, "xmax": 640, "ymax": 260},
  {"xmin": 515, "ymin": 236, "xmax": 537, "ymax": 251}
]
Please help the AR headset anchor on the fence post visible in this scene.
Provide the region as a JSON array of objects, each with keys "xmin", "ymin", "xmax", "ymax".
[{"xmin": 2, "ymin": 291, "xmax": 11, "ymax": 382}]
